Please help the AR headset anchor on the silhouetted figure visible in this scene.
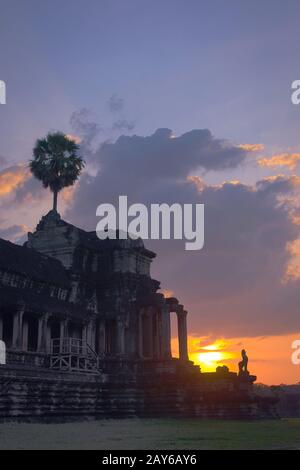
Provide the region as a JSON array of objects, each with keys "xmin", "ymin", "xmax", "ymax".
[{"xmin": 238, "ymin": 349, "xmax": 248, "ymax": 375}]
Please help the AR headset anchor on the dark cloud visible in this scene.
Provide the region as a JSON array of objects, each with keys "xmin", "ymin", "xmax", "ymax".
[
  {"xmin": 107, "ymin": 94, "xmax": 124, "ymax": 113},
  {"xmin": 112, "ymin": 119, "xmax": 135, "ymax": 132},
  {"xmin": 70, "ymin": 108, "xmax": 102, "ymax": 144},
  {"xmin": 94, "ymin": 128, "xmax": 247, "ymax": 184},
  {"xmin": 60, "ymin": 129, "xmax": 300, "ymax": 337},
  {"xmin": 0, "ymin": 127, "xmax": 297, "ymax": 338},
  {"xmin": 148, "ymin": 177, "xmax": 299, "ymax": 337}
]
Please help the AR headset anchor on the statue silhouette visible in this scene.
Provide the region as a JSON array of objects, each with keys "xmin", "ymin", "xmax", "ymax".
[{"xmin": 238, "ymin": 349, "xmax": 248, "ymax": 375}]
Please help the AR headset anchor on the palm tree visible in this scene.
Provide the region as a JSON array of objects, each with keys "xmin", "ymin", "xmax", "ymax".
[{"xmin": 30, "ymin": 132, "xmax": 85, "ymax": 212}]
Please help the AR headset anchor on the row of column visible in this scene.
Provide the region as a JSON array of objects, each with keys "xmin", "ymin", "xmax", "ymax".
[
  {"xmin": 138, "ymin": 306, "xmax": 189, "ymax": 362},
  {"xmin": 0, "ymin": 305, "xmax": 189, "ymax": 361},
  {"xmin": 0, "ymin": 305, "xmax": 98, "ymax": 354}
]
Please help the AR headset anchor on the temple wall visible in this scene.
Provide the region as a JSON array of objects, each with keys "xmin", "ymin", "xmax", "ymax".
[
  {"xmin": 0, "ymin": 213, "xmax": 278, "ymax": 421},
  {"xmin": 0, "ymin": 365, "xmax": 278, "ymax": 420}
]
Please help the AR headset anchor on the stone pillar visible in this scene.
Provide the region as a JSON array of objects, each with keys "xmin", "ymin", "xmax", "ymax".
[
  {"xmin": 117, "ymin": 318, "xmax": 125, "ymax": 356},
  {"xmin": 138, "ymin": 310, "xmax": 144, "ymax": 358},
  {"xmin": 60, "ymin": 319, "xmax": 68, "ymax": 338},
  {"xmin": 0, "ymin": 316, "xmax": 3, "ymax": 341},
  {"xmin": 46, "ymin": 319, "xmax": 52, "ymax": 353},
  {"xmin": 12, "ymin": 304, "xmax": 25, "ymax": 350},
  {"xmin": 59, "ymin": 319, "xmax": 68, "ymax": 353},
  {"xmin": 153, "ymin": 312, "xmax": 160, "ymax": 359},
  {"xmin": 83, "ymin": 320, "xmax": 94, "ymax": 348},
  {"xmin": 148, "ymin": 314, "xmax": 153, "ymax": 359},
  {"xmin": 37, "ymin": 314, "xmax": 49, "ymax": 353},
  {"xmin": 89, "ymin": 320, "xmax": 96, "ymax": 350},
  {"xmin": 82, "ymin": 323, "xmax": 87, "ymax": 342},
  {"xmin": 177, "ymin": 311, "xmax": 188, "ymax": 361},
  {"xmin": 161, "ymin": 306, "xmax": 172, "ymax": 359}
]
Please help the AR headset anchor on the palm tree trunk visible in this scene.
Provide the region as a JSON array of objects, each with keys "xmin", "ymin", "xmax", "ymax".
[{"xmin": 53, "ymin": 190, "xmax": 58, "ymax": 212}]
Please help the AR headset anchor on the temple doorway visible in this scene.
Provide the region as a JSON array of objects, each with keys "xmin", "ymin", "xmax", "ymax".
[
  {"xmin": 68, "ymin": 322, "xmax": 82, "ymax": 340},
  {"xmin": 105, "ymin": 320, "xmax": 117, "ymax": 354}
]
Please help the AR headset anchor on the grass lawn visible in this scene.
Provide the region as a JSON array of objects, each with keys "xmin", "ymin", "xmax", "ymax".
[{"xmin": 0, "ymin": 418, "xmax": 299, "ymax": 450}]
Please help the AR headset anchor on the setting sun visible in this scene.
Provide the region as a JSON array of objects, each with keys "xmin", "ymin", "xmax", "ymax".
[
  {"xmin": 197, "ymin": 351, "xmax": 224, "ymax": 370},
  {"xmin": 192, "ymin": 342, "xmax": 235, "ymax": 372},
  {"xmin": 171, "ymin": 337, "xmax": 236, "ymax": 372}
]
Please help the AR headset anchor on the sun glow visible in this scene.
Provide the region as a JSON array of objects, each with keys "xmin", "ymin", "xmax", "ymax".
[
  {"xmin": 172, "ymin": 337, "xmax": 236, "ymax": 373},
  {"xmin": 194, "ymin": 345, "xmax": 234, "ymax": 372},
  {"xmin": 197, "ymin": 351, "xmax": 224, "ymax": 370}
]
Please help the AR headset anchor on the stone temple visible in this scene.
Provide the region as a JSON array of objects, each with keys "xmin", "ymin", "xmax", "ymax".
[{"xmin": 0, "ymin": 210, "xmax": 277, "ymax": 419}]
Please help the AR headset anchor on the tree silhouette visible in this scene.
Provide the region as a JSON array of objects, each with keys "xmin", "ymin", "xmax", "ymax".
[{"xmin": 30, "ymin": 132, "xmax": 84, "ymax": 212}]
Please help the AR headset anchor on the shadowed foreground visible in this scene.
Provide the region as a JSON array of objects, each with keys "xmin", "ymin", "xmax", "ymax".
[{"xmin": 0, "ymin": 419, "xmax": 300, "ymax": 450}]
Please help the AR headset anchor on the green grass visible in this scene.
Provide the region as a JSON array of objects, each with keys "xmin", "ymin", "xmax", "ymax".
[{"xmin": 0, "ymin": 418, "xmax": 300, "ymax": 449}]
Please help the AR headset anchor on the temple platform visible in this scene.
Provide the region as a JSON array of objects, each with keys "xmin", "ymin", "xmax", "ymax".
[{"xmin": 0, "ymin": 360, "xmax": 278, "ymax": 421}]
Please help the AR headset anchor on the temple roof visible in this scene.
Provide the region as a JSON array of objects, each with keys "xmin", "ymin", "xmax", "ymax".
[
  {"xmin": 0, "ymin": 238, "xmax": 69, "ymax": 287},
  {"xmin": 31, "ymin": 210, "xmax": 156, "ymax": 258}
]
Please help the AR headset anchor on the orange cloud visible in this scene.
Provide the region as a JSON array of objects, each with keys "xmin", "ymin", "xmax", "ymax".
[
  {"xmin": 187, "ymin": 175, "xmax": 242, "ymax": 192},
  {"xmin": 239, "ymin": 143, "xmax": 264, "ymax": 152},
  {"xmin": 258, "ymin": 153, "xmax": 300, "ymax": 171},
  {"xmin": 0, "ymin": 165, "xmax": 30, "ymax": 197},
  {"xmin": 284, "ymin": 238, "xmax": 300, "ymax": 282},
  {"xmin": 187, "ymin": 175, "xmax": 205, "ymax": 192}
]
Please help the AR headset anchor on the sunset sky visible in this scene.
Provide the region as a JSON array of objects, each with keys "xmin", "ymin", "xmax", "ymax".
[{"xmin": 1, "ymin": 0, "xmax": 300, "ymax": 384}]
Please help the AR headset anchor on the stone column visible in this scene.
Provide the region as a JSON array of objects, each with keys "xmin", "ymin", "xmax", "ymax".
[
  {"xmin": 89, "ymin": 320, "xmax": 96, "ymax": 350},
  {"xmin": 138, "ymin": 310, "xmax": 144, "ymax": 358},
  {"xmin": 83, "ymin": 320, "xmax": 95, "ymax": 348},
  {"xmin": 153, "ymin": 312, "xmax": 160, "ymax": 359},
  {"xmin": 82, "ymin": 323, "xmax": 87, "ymax": 342},
  {"xmin": 46, "ymin": 318, "xmax": 52, "ymax": 353},
  {"xmin": 37, "ymin": 314, "xmax": 49, "ymax": 353},
  {"xmin": 117, "ymin": 318, "xmax": 125, "ymax": 356},
  {"xmin": 12, "ymin": 304, "xmax": 25, "ymax": 350},
  {"xmin": 177, "ymin": 311, "xmax": 189, "ymax": 361},
  {"xmin": 161, "ymin": 306, "xmax": 172, "ymax": 359},
  {"xmin": 59, "ymin": 319, "xmax": 68, "ymax": 353}
]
